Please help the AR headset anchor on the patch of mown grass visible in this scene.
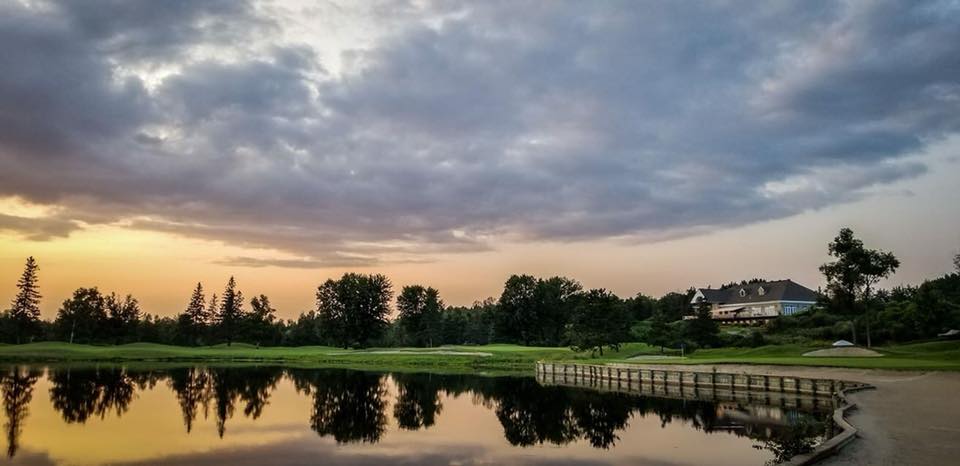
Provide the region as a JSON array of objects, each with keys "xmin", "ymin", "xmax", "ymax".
[
  {"xmin": 601, "ymin": 340, "xmax": 960, "ymax": 370},
  {"xmin": 2, "ymin": 340, "xmax": 957, "ymax": 373}
]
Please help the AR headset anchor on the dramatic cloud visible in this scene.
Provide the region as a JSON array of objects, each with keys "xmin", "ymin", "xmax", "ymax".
[
  {"xmin": 1, "ymin": 0, "xmax": 957, "ymax": 266},
  {"xmin": 0, "ymin": 213, "xmax": 79, "ymax": 241}
]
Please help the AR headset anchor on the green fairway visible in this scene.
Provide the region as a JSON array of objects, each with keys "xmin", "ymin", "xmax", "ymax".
[
  {"xmin": 0, "ymin": 340, "xmax": 957, "ymax": 372},
  {"xmin": 0, "ymin": 341, "xmax": 661, "ymax": 374},
  {"xmin": 611, "ymin": 340, "xmax": 960, "ymax": 371}
]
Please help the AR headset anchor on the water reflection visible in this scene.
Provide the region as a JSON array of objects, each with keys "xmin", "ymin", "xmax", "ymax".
[
  {"xmin": 1, "ymin": 365, "xmax": 832, "ymax": 465},
  {"xmin": 290, "ymin": 369, "xmax": 388, "ymax": 443},
  {"xmin": 1, "ymin": 366, "xmax": 39, "ymax": 458},
  {"xmin": 392, "ymin": 373, "xmax": 443, "ymax": 431},
  {"xmin": 48, "ymin": 367, "xmax": 141, "ymax": 424}
]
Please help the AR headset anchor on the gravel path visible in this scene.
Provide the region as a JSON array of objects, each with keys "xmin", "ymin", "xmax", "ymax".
[{"xmin": 628, "ymin": 363, "xmax": 960, "ymax": 465}]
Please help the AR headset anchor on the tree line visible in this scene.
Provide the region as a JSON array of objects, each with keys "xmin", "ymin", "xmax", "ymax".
[
  {"xmin": 0, "ymin": 258, "xmax": 695, "ymax": 352},
  {"xmin": 2, "ymin": 228, "xmax": 959, "ymax": 351}
]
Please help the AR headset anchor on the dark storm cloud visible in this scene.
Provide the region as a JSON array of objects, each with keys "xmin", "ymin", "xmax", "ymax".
[{"xmin": 0, "ymin": 0, "xmax": 957, "ymax": 265}]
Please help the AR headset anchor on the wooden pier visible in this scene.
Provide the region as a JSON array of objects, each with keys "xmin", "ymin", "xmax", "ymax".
[{"xmin": 535, "ymin": 362, "xmax": 866, "ymax": 408}]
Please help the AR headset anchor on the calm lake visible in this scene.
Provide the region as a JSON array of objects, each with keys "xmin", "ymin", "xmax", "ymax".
[{"xmin": 0, "ymin": 365, "xmax": 833, "ymax": 465}]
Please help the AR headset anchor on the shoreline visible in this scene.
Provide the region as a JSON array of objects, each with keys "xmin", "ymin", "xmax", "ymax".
[
  {"xmin": 1, "ymin": 341, "xmax": 957, "ymax": 372},
  {"xmin": 3, "ymin": 344, "xmax": 959, "ymax": 464},
  {"xmin": 617, "ymin": 363, "xmax": 960, "ymax": 466}
]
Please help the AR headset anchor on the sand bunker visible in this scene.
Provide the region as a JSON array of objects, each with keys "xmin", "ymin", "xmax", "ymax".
[{"xmin": 802, "ymin": 347, "xmax": 883, "ymax": 357}]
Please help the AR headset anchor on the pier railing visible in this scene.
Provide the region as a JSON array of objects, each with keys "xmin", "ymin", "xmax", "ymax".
[{"xmin": 535, "ymin": 362, "xmax": 868, "ymax": 409}]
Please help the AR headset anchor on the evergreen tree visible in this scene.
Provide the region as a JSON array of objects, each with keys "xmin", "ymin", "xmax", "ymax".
[
  {"xmin": 685, "ymin": 298, "xmax": 719, "ymax": 348},
  {"xmin": 216, "ymin": 277, "xmax": 245, "ymax": 346},
  {"xmin": 178, "ymin": 283, "xmax": 208, "ymax": 345},
  {"xmin": 185, "ymin": 283, "xmax": 208, "ymax": 327},
  {"xmin": 646, "ymin": 309, "xmax": 673, "ymax": 353},
  {"xmin": 8, "ymin": 257, "xmax": 41, "ymax": 344},
  {"xmin": 207, "ymin": 293, "xmax": 219, "ymax": 324}
]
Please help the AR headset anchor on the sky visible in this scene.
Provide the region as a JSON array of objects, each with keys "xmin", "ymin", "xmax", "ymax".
[{"xmin": 1, "ymin": 0, "xmax": 959, "ymax": 319}]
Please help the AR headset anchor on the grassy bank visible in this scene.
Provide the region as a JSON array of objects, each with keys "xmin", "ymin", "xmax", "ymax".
[
  {"xmin": 0, "ymin": 340, "xmax": 957, "ymax": 372},
  {"xmin": 0, "ymin": 341, "xmax": 658, "ymax": 374}
]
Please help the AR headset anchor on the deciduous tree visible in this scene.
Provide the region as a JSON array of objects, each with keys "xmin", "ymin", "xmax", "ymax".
[
  {"xmin": 495, "ymin": 275, "xmax": 539, "ymax": 345},
  {"xmin": 316, "ymin": 273, "xmax": 392, "ymax": 348},
  {"xmin": 246, "ymin": 294, "xmax": 279, "ymax": 346},
  {"xmin": 55, "ymin": 288, "xmax": 108, "ymax": 344},
  {"xmin": 396, "ymin": 285, "xmax": 443, "ymax": 347},
  {"xmin": 566, "ymin": 289, "xmax": 628, "ymax": 356},
  {"xmin": 820, "ymin": 228, "xmax": 899, "ymax": 347},
  {"xmin": 106, "ymin": 293, "xmax": 141, "ymax": 343}
]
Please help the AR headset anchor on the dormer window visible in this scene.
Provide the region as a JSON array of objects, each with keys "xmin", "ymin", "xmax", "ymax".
[
  {"xmin": 758, "ymin": 286, "xmax": 766, "ymax": 296},
  {"xmin": 739, "ymin": 288, "xmax": 747, "ymax": 297}
]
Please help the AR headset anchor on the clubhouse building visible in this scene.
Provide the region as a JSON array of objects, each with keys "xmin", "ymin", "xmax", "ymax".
[{"xmin": 689, "ymin": 279, "xmax": 819, "ymax": 324}]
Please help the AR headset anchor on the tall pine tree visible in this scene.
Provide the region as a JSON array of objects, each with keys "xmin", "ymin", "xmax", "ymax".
[
  {"xmin": 8, "ymin": 257, "xmax": 41, "ymax": 344},
  {"xmin": 207, "ymin": 293, "xmax": 219, "ymax": 323},
  {"xmin": 185, "ymin": 283, "xmax": 208, "ymax": 326},
  {"xmin": 216, "ymin": 277, "xmax": 244, "ymax": 346},
  {"xmin": 178, "ymin": 283, "xmax": 208, "ymax": 345}
]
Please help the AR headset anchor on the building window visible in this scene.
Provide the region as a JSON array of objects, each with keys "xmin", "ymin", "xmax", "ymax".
[
  {"xmin": 739, "ymin": 288, "xmax": 747, "ymax": 297},
  {"xmin": 784, "ymin": 304, "xmax": 798, "ymax": 316}
]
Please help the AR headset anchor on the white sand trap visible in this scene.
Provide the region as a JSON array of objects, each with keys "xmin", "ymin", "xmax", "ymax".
[
  {"xmin": 802, "ymin": 347, "xmax": 883, "ymax": 357},
  {"xmin": 326, "ymin": 350, "xmax": 493, "ymax": 357}
]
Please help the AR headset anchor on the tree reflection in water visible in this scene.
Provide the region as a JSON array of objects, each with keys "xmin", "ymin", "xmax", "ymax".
[
  {"xmin": 392, "ymin": 373, "xmax": 443, "ymax": 430},
  {"xmin": 11, "ymin": 365, "xmax": 829, "ymax": 464},
  {"xmin": 183, "ymin": 367, "xmax": 281, "ymax": 438},
  {"xmin": 47, "ymin": 367, "xmax": 149, "ymax": 424},
  {"xmin": 752, "ymin": 417, "xmax": 824, "ymax": 465},
  {"xmin": 167, "ymin": 367, "xmax": 213, "ymax": 433},
  {"xmin": 289, "ymin": 369, "xmax": 388, "ymax": 444},
  {"xmin": 1, "ymin": 366, "xmax": 40, "ymax": 458}
]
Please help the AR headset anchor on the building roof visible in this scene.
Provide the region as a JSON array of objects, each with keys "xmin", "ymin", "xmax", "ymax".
[{"xmin": 693, "ymin": 279, "xmax": 819, "ymax": 305}]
